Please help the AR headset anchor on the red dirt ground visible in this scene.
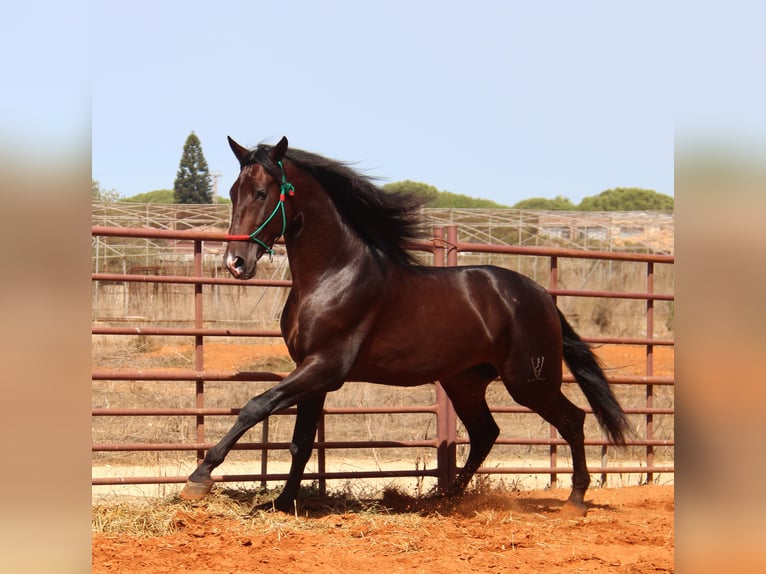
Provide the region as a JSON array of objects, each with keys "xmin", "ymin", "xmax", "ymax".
[
  {"xmin": 93, "ymin": 485, "xmax": 674, "ymax": 573},
  {"xmin": 93, "ymin": 344, "xmax": 674, "ymax": 572}
]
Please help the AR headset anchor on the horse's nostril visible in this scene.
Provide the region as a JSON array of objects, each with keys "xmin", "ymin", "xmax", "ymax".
[{"xmin": 225, "ymin": 254, "xmax": 247, "ymax": 277}]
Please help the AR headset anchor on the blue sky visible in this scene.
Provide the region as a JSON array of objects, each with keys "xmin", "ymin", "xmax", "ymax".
[{"xmin": 91, "ymin": 1, "xmax": 675, "ymax": 205}]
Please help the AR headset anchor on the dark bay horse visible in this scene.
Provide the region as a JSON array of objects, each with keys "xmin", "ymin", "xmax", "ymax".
[{"xmin": 179, "ymin": 136, "xmax": 631, "ymax": 516}]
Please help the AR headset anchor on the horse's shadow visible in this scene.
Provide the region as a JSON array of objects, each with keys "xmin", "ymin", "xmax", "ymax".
[{"xmin": 199, "ymin": 486, "xmax": 615, "ymax": 519}]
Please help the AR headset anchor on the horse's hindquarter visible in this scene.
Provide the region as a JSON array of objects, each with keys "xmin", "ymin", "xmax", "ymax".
[{"xmin": 351, "ymin": 265, "xmax": 554, "ymax": 385}]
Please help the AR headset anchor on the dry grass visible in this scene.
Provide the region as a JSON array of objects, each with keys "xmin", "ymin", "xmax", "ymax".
[{"xmin": 92, "ymin": 479, "xmax": 527, "ymax": 538}]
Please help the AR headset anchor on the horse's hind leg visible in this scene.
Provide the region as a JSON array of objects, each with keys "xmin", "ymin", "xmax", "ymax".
[
  {"xmin": 515, "ymin": 389, "xmax": 590, "ymax": 516},
  {"xmin": 440, "ymin": 366, "xmax": 499, "ymax": 496},
  {"xmin": 262, "ymin": 394, "xmax": 326, "ymax": 513}
]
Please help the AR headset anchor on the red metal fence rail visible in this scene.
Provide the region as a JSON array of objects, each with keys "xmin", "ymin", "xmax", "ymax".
[{"xmin": 92, "ymin": 224, "xmax": 674, "ymax": 494}]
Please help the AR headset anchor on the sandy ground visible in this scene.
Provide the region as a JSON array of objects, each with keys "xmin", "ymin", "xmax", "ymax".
[{"xmin": 93, "ymin": 484, "xmax": 674, "ymax": 573}]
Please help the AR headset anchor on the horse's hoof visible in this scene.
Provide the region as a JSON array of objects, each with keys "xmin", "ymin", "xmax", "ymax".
[
  {"xmin": 178, "ymin": 479, "xmax": 214, "ymax": 501},
  {"xmin": 560, "ymin": 499, "xmax": 588, "ymax": 517}
]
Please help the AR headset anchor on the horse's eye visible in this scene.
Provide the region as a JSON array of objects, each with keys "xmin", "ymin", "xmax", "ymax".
[{"xmin": 255, "ymin": 189, "xmax": 268, "ymax": 200}]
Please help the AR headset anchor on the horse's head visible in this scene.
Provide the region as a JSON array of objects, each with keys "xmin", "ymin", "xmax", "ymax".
[{"xmin": 224, "ymin": 136, "xmax": 292, "ymax": 279}]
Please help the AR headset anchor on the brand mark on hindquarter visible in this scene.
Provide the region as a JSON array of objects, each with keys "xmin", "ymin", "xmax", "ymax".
[{"xmin": 529, "ymin": 356, "xmax": 545, "ymax": 382}]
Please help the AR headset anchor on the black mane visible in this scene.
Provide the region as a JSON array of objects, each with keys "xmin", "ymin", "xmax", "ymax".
[{"xmin": 244, "ymin": 144, "xmax": 427, "ymax": 267}]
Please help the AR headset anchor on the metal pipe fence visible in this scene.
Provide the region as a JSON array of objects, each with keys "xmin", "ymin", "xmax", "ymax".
[{"xmin": 92, "ymin": 224, "xmax": 674, "ymax": 494}]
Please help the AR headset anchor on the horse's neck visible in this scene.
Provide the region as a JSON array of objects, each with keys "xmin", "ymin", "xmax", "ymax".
[{"xmin": 284, "ymin": 192, "xmax": 370, "ymax": 287}]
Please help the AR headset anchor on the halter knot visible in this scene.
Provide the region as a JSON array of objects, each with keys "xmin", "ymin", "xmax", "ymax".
[{"xmin": 279, "ymin": 161, "xmax": 295, "ymax": 197}]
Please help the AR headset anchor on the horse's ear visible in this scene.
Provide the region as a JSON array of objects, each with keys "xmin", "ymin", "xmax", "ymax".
[
  {"xmin": 271, "ymin": 136, "xmax": 288, "ymax": 163},
  {"xmin": 228, "ymin": 136, "xmax": 250, "ymax": 164}
]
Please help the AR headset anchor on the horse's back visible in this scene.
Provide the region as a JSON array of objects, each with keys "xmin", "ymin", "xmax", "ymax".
[
  {"xmin": 349, "ymin": 264, "xmax": 560, "ymax": 384},
  {"xmin": 405, "ymin": 264, "xmax": 556, "ymax": 321},
  {"xmin": 431, "ymin": 264, "xmax": 561, "ymax": 349}
]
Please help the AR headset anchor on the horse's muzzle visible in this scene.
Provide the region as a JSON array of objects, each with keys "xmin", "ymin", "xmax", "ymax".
[{"xmin": 224, "ymin": 250, "xmax": 256, "ymax": 280}]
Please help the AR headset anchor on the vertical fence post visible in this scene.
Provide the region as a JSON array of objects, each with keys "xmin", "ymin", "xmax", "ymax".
[
  {"xmin": 194, "ymin": 239, "xmax": 205, "ymax": 465},
  {"xmin": 432, "ymin": 226, "xmax": 445, "ymax": 267},
  {"xmin": 260, "ymin": 419, "xmax": 269, "ymax": 488},
  {"xmin": 446, "ymin": 225, "xmax": 458, "ymax": 267},
  {"xmin": 433, "ymin": 226, "xmax": 458, "ymax": 493},
  {"xmin": 645, "ymin": 261, "xmax": 655, "ymax": 484},
  {"xmin": 548, "ymin": 255, "xmax": 559, "ymax": 487},
  {"xmin": 436, "ymin": 384, "xmax": 457, "ymax": 493},
  {"xmin": 317, "ymin": 413, "xmax": 327, "ymax": 495},
  {"xmin": 94, "ymin": 236, "xmax": 100, "ymax": 313}
]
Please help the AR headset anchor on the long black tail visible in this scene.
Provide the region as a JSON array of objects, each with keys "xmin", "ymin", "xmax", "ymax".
[{"xmin": 558, "ymin": 309, "xmax": 631, "ymax": 445}]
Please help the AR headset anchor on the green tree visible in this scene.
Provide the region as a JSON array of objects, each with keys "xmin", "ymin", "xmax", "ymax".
[
  {"xmin": 122, "ymin": 189, "xmax": 176, "ymax": 203},
  {"xmin": 578, "ymin": 188, "xmax": 674, "ymax": 211},
  {"xmin": 512, "ymin": 195, "xmax": 576, "ymax": 210},
  {"xmin": 92, "ymin": 179, "xmax": 119, "ymax": 202},
  {"xmin": 382, "ymin": 180, "xmax": 440, "ymax": 205},
  {"xmin": 382, "ymin": 180, "xmax": 509, "ymax": 208},
  {"xmin": 174, "ymin": 132, "xmax": 213, "ymax": 204},
  {"xmin": 431, "ymin": 191, "xmax": 508, "ymax": 208}
]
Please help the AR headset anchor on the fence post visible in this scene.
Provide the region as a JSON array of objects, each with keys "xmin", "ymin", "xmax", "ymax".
[
  {"xmin": 260, "ymin": 418, "xmax": 269, "ymax": 489},
  {"xmin": 446, "ymin": 225, "xmax": 458, "ymax": 266},
  {"xmin": 436, "ymin": 384, "xmax": 457, "ymax": 493},
  {"xmin": 432, "ymin": 226, "xmax": 445, "ymax": 267},
  {"xmin": 317, "ymin": 413, "xmax": 327, "ymax": 495},
  {"xmin": 194, "ymin": 239, "xmax": 205, "ymax": 465},
  {"xmin": 645, "ymin": 261, "xmax": 655, "ymax": 483},
  {"xmin": 548, "ymin": 256, "xmax": 559, "ymax": 486},
  {"xmin": 433, "ymin": 225, "xmax": 458, "ymax": 492}
]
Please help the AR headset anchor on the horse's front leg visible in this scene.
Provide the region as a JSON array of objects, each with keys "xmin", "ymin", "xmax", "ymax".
[
  {"xmin": 179, "ymin": 360, "xmax": 343, "ymax": 501},
  {"xmin": 257, "ymin": 394, "xmax": 327, "ymax": 513},
  {"xmin": 179, "ymin": 388, "xmax": 275, "ymax": 500}
]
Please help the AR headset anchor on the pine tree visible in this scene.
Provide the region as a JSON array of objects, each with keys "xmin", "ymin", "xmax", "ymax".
[{"xmin": 174, "ymin": 132, "xmax": 213, "ymax": 203}]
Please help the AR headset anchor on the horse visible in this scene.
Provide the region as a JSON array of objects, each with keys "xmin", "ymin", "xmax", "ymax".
[{"xmin": 179, "ymin": 136, "xmax": 631, "ymax": 516}]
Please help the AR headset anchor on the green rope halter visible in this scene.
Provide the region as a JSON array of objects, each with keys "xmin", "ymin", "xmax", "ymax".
[{"xmin": 227, "ymin": 160, "xmax": 295, "ymax": 255}]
